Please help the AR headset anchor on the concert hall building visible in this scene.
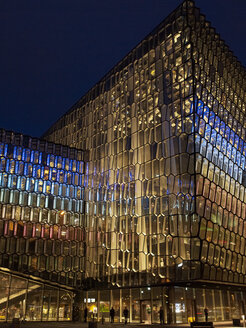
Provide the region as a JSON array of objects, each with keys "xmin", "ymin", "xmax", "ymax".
[{"xmin": 1, "ymin": 0, "xmax": 246, "ymax": 323}]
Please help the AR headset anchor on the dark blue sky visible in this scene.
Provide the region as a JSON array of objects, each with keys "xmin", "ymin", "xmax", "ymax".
[{"xmin": 1, "ymin": 0, "xmax": 246, "ymax": 138}]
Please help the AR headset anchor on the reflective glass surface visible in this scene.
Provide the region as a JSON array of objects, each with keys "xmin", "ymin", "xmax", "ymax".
[{"xmin": 2, "ymin": 0, "xmax": 246, "ymax": 323}]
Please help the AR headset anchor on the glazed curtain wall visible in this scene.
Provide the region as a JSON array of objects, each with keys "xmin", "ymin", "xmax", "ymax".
[
  {"xmin": 195, "ymin": 97, "xmax": 246, "ymax": 283},
  {"xmin": 84, "ymin": 286, "xmax": 245, "ymax": 324},
  {"xmin": 0, "ymin": 131, "xmax": 86, "ymax": 287},
  {"xmin": 0, "ymin": 271, "xmax": 73, "ymax": 322},
  {"xmin": 191, "ymin": 6, "xmax": 246, "ymax": 284},
  {"xmin": 43, "ymin": 0, "xmax": 246, "ymax": 289},
  {"xmin": 43, "ymin": 1, "xmax": 200, "ymax": 287}
]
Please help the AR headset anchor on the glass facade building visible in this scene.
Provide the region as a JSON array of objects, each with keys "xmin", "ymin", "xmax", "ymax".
[
  {"xmin": 2, "ymin": 0, "xmax": 246, "ymax": 323},
  {"xmin": 0, "ymin": 129, "xmax": 84, "ymax": 321}
]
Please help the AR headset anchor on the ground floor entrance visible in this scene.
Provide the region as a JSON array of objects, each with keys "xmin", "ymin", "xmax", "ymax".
[
  {"xmin": 83, "ymin": 284, "xmax": 246, "ymax": 324},
  {"xmin": 2, "ymin": 270, "xmax": 246, "ymax": 324},
  {"xmin": 140, "ymin": 300, "xmax": 151, "ymax": 324}
]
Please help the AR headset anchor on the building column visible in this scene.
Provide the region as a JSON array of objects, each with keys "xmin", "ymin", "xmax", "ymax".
[
  {"xmin": 120, "ymin": 289, "xmax": 122, "ymax": 323},
  {"xmin": 6, "ymin": 274, "xmax": 11, "ymax": 322},
  {"xmin": 57, "ymin": 289, "xmax": 60, "ymax": 321},
  {"xmin": 212, "ymin": 290, "xmax": 216, "ymax": 321},
  {"xmin": 129, "ymin": 289, "xmax": 132, "ymax": 323},
  {"xmin": 97, "ymin": 290, "xmax": 100, "ymax": 322},
  {"xmin": 219, "ymin": 290, "xmax": 224, "ymax": 321},
  {"xmin": 227, "ymin": 290, "xmax": 231, "ymax": 320},
  {"xmin": 40, "ymin": 284, "xmax": 44, "ymax": 322},
  {"xmin": 150, "ymin": 288, "xmax": 153, "ymax": 324}
]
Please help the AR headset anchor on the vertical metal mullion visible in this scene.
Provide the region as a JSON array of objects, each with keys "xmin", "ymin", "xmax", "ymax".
[
  {"xmin": 23, "ymin": 279, "xmax": 28, "ymax": 320},
  {"xmin": 6, "ymin": 274, "xmax": 11, "ymax": 322},
  {"xmin": 40, "ymin": 284, "xmax": 44, "ymax": 321},
  {"xmin": 219, "ymin": 290, "xmax": 224, "ymax": 321},
  {"xmin": 227, "ymin": 290, "xmax": 231, "ymax": 320},
  {"xmin": 97, "ymin": 290, "xmax": 100, "ymax": 322},
  {"xmin": 47, "ymin": 288, "xmax": 51, "ymax": 322},
  {"xmin": 119, "ymin": 289, "xmax": 122, "ymax": 323},
  {"xmin": 57, "ymin": 288, "xmax": 60, "ymax": 321},
  {"xmin": 129, "ymin": 289, "xmax": 132, "ymax": 323},
  {"xmin": 150, "ymin": 288, "xmax": 153, "ymax": 324},
  {"xmin": 211, "ymin": 289, "xmax": 216, "ymax": 321}
]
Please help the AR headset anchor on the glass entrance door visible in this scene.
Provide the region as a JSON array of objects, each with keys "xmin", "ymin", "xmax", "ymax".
[{"xmin": 140, "ymin": 300, "xmax": 151, "ymax": 324}]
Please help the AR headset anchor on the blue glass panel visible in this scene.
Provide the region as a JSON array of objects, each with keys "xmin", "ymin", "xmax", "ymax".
[
  {"xmin": 24, "ymin": 163, "xmax": 28, "ymax": 175},
  {"xmin": 233, "ymin": 166, "xmax": 238, "ymax": 180},
  {"xmin": 197, "ymin": 100, "xmax": 203, "ymax": 116},
  {"xmin": 34, "ymin": 179, "xmax": 39, "ymax": 192},
  {"xmin": 30, "ymin": 150, "xmax": 34, "ymax": 163},
  {"xmin": 225, "ymin": 126, "xmax": 230, "ymax": 141},
  {"xmin": 227, "ymin": 143, "xmax": 232, "ymax": 158},
  {"xmin": 206, "ymin": 144, "xmax": 213, "ymax": 161},
  {"xmin": 236, "ymin": 151, "xmax": 241, "ymax": 167},
  {"xmin": 64, "ymin": 172, "xmax": 68, "ymax": 183},
  {"xmin": 69, "ymin": 160, "xmax": 73, "ymax": 171},
  {"xmin": 7, "ymin": 175, "xmax": 12, "ymax": 188},
  {"xmin": 205, "ymin": 124, "xmax": 211, "ymax": 141},
  {"xmin": 209, "ymin": 111, "xmax": 215, "ymax": 127},
  {"xmin": 214, "ymin": 117, "xmax": 220, "ymax": 132},
  {"xmin": 14, "ymin": 161, "xmax": 19, "ymax": 174},
  {"xmin": 62, "ymin": 158, "xmax": 66, "ymax": 169},
  {"xmin": 57, "ymin": 156, "xmax": 62, "ymax": 168},
  {"xmin": 4, "ymin": 145, "xmax": 8, "ymax": 157},
  {"xmin": 231, "ymin": 147, "xmax": 236, "ymax": 163},
  {"xmin": 47, "ymin": 154, "xmax": 50, "ymax": 166},
  {"xmin": 26, "ymin": 178, "xmax": 30, "ymax": 191},
  {"xmin": 33, "ymin": 165, "xmax": 37, "ymax": 177},
  {"xmin": 210, "ymin": 130, "xmax": 216, "ymax": 146},
  {"xmin": 17, "ymin": 176, "xmax": 21, "ymax": 189},
  {"xmin": 22, "ymin": 149, "xmax": 25, "ymax": 161},
  {"xmin": 241, "ymin": 156, "xmax": 245, "ymax": 170},
  {"xmin": 38, "ymin": 152, "xmax": 42, "ymax": 164},
  {"xmin": 221, "ymin": 138, "xmax": 227, "ymax": 154},
  {"xmin": 195, "ymin": 134, "xmax": 200, "ymax": 152},
  {"xmin": 51, "ymin": 182, "xmax": 55, "ymax": 194},
  {"xmin": 199, "ymin": 119, "xmax": 205, "ymax": 136},
  {"xmin": 216, "ymin": 134, "xmax": 222, "ymax": 150},
  {"xmin": 234, "ymin": 135, "xmax": 239, "ymax": 149},
  {"xmin": 228, "ymin": 161, "xmax": 233, "ymax": 176},
  {"xmin": 0, "ymin": 143, "xmax": 4, "ymax": 156},
  {"xmin": 230, "ymin": 130, "xmax": 235, "ymax": 145},
  {"xmin": 6, "ymin": 159, "xmax": 10, "ymax": 172},
  {"xmin": 41, "ymin": 167, "xmax": 44, "ymax": 178},
  {"xmin": 243, "ymin": 143, "xmax": 246, "ymax": 156},
  {"xmin": 58, "ymin": 184, "xmax": 62, "ymax": 196},
  {"xmin": 13, "ymin": 146, "xmax": 17, "ymax": 159},
  {"xmin": 220, "ymin": 121, "xmax": 225, "ymax": 137},
  {"xmin": 238, "ymin": 168, "xmax": 243, "ymax": 183},
  {"xmin": 223, "ymin": 157, "xmax": 229, "ymax": 173},
  {"xmin": 203, "ymin": 106, "xmax": 209, "ymax": 122},
  {"xmin": 239, "ymin": 139, "xmax": 244, "ymax": 152},
  {"xmin": 194, "ymin": 114, "xmax": 199, "ymax": 132}
]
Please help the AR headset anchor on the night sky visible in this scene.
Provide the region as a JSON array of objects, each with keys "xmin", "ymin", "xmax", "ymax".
[{"xmin": 1, "ymin": 0, "xmax": 246, "ymax": 138}]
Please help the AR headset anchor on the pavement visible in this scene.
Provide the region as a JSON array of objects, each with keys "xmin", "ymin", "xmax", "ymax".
[{"xmin": 0, "ymin": 322, "xmax": 244, "ymax": 328}]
